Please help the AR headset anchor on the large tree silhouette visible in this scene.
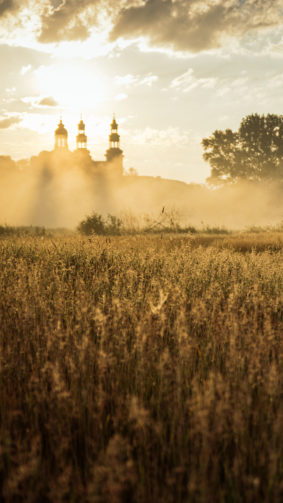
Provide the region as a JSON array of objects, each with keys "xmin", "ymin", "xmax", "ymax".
[{"xmin": 203, "ymin": 114, "xmax": 283, "ymax": 183}]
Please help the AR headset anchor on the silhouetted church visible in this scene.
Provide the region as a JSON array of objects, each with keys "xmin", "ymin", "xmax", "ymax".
[{"xmin": 54, "ymin": 116, "xmax": 124, "ymax": 176}]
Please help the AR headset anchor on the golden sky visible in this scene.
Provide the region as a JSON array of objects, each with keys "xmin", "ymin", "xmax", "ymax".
[{"xmin": 0, "ymin": 0, "xmax": 283, "ymax": 183}]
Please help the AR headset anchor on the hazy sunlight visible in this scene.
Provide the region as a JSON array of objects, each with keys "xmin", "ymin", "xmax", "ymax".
[{"xmin": 35, "ymin": 62, "xmax": 109, "ymax": 111}]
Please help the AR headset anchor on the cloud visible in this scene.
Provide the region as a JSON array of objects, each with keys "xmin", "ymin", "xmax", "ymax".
[
  {"xmin": 171, "ymin": 68, "xmax": 217, "ymax": 92},
  {"xmin": 0, "ymin": 115, "xmax": 21, "ymax": 128},
  {"xmin": 20, "ymin": 95, "xmax": 58, "ymax": 109},
  {"xmin": 0, "ymin": 0, "xmax": 16, "ymax": 17},
  {"xmin": 37, "ymin": 2, "xmax": 151, "ymax": 45},
  {"xmin": 38, "ymin": 96, "xmax": 58, "ymax": 107},
  {"xmin": 38, "ymin": 0, "xmax": 102, "ymax": 43},
  {"xmin": 130, "ymin": 126, "xmax": 193, "ymax": 147},
  {"xmin": 115, "ymin": 72, "xmax": 158, "ymax": 88},
  {"xmin": 110, "ymin": 0, "xmax": 283, "ymax": 52},
  {"xmin": 0, "ymin": 0, "xmax": 31, "ymax": 18},
  {"xmin": 115, "ymin": 93, "xmax": 128, "ymax": 101},
  {"xmin": 1, "ymin": 0, "xmax": 283, "ymax": 53},
  {"xmin": 20, "ymin": 64, "xmax": 32, "ymax": 75}
]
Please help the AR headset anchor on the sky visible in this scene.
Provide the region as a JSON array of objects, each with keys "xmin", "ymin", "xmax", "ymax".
[{"xmin": 0, "ymin": 0, "xmax": 283, "ymax": 183}]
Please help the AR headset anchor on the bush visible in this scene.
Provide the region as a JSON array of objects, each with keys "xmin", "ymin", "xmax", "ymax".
[{"xmin": 77, "ymin": 212, "xmax": 122, "ymax": 236}]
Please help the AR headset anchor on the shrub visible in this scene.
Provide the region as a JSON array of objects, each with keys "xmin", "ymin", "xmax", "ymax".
[{"xmin": 77, "ymin": 212, "xmax": 122, "ymax": 236}]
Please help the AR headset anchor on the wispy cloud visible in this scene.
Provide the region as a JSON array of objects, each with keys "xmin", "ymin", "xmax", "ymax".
[
  {"xmin": 38, "ymin": 96, "xmax": 58, "ymax": 107},
  {"xmin": 115, "ymin": 72, "xmax": 158, "ymax": 88},
  {"xmin": 20, "ymin": 64, "xmax": 32, "ymax": 75},
  {"xmin": 130, "ymin": 127, "xmax": 193, "ymax": 147},
  {"xmin": 0, "ymin": 115, "xmax": 21, "ymax": 129},
  {"xmin": 115, "ymin": 92, "xmax": 128, "ymax": 101},
  {"xmin": 171, "ymin": 68, "xmax": 217, "ymax": 93}
]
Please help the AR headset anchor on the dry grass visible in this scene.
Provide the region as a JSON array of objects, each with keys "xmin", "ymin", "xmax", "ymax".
[{"xmin": 0, "ymin": 233, "xmax": 282, "ymax": 502}]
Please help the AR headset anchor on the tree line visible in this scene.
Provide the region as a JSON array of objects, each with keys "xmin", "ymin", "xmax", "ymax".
[{"xmin": 202, "ymin": 113, "xmax": 283, "ymax": 183}]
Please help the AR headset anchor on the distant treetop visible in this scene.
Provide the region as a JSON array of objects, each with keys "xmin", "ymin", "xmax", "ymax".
[{"xmin": 202, "ymin": 114, "xmax": 283, "ymax": 183}]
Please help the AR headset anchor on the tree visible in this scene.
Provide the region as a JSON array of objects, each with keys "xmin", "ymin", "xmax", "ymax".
[{"xmin": 202, "ymin": 114, "xmax": 283, "ymax": 183}]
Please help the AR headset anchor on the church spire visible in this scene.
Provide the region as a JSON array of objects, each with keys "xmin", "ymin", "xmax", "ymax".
[
  {"xmin": 108, "ymin": 114, "xmax": 121, "ymax": 151},
  {"xmin": 105, "ymin": 115, "xmax": 123, "ymax": 174},
  {"xmin": 76, "ymin": 117, "xmax": 87, "ymax": 150}
]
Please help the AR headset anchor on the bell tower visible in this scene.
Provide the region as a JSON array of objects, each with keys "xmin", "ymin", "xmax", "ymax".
[
  {"xmin": 105, "ymin": 115, "xmax": 123, "ymax": 165},
  {"xmin": 76, "ymin": 117, "xmax": 87, "ymax": 150},
  {"xmin": 54, "ymin": 119, "xmax": 68, "ymax": 150}
]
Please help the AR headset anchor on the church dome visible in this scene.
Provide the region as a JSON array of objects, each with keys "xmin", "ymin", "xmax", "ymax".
[{"xmin": 55, "ymin": 120, "xmax": 68, "ymax": 136}]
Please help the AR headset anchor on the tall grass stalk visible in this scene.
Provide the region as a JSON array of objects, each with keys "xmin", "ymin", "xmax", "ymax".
[{"xmin": 0, "ymin": 234, "xmax": 282, "ymax": 502}]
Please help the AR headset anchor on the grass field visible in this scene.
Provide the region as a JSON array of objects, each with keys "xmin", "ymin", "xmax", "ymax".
[{"xmin": 0, "ymin": 233, "xmax": 282, "ymax": 502}]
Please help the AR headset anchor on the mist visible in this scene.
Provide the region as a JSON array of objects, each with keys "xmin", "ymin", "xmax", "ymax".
[{"xmin": 0, "ymin": 152, "xmax": 282, "ymax": 230}]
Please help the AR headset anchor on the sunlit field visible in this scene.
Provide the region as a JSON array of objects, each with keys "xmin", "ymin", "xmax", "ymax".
[{"xmin": 0, "ymin": 233, "xmax": 282, "ymax": 502}]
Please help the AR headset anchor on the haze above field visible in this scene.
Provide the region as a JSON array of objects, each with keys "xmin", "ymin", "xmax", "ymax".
[
  {"xmin": 0, "ymin": 152, "xmax": 282, "ymax": 229},
  {"xmin": 1, "ymin": 0, "xmax": 283, "ymax": 183}
]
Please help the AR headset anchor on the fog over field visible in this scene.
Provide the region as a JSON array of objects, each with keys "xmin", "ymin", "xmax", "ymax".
[
  {"xmin": 1, "ymin": 1, "xmax": 283, "ymax": 502},
  {"xmin": 1, "ymin": 153, "xmax": 282, "ymax": 230}
]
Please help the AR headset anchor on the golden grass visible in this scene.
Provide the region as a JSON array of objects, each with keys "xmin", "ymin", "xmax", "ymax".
[{"xmin": 0, "ymin": 233, "xmax": 282, "ymax": 502}]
